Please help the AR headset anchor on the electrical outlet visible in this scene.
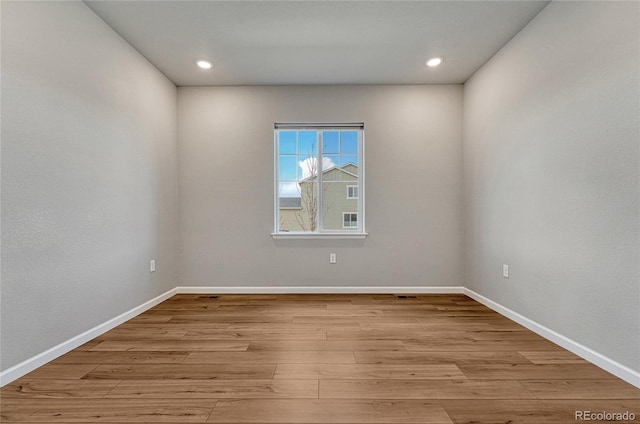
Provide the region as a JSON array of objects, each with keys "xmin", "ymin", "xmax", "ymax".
[
  {"xmin": 329, "ymin": 253, "xmax": 337, "ymax": 264},
  {"xmin": 502, "ymin": 264, "xmax": 509, "ymax": 278},
  {"xmin": 150, "ymin": 260, "xmax": 156, "ymax": 272}
]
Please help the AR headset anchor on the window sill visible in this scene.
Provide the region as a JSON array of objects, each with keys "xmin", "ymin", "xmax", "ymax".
[{"xmin": 271, "ymin": 232, "xmax": 368, "ymax": 240}]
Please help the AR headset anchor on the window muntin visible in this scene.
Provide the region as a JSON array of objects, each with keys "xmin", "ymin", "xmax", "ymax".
[{"xmin": 275, "ymin": 124, "xmax": 364, "ymax": 235}]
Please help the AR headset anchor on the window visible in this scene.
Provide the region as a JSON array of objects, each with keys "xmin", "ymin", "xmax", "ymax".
[
  {"xmin": 274, "ymin": 123, "xmax": 365, "ymax": 238},
  {"xmin": 343, "ymin": 212, "xmax": 358, "ymax": 228}
]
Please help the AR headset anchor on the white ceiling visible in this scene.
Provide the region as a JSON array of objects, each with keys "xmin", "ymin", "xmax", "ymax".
[{"xmin": 84, "ymin": 0, "xmax": 550, "ymax": 86}]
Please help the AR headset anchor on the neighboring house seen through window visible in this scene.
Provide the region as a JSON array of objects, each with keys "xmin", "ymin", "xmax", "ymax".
[{"xmin": 274, "ymin": 123, "xmax": 365, "ymax": 237}]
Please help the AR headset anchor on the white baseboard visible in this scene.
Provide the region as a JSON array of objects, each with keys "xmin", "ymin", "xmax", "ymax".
[
  {"xmin": 0, "ymin": 288, "xmax": 177, "ymax": 387},
  {"xmin": 177, "ymin": 286, "xmax": 465, "ymax": 294},
  {"xmin": 464, "ymin": 288, "xmax": 640, "ymax": 388}
]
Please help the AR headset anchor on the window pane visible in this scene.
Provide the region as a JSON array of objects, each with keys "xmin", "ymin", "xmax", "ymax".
[
  {"xmin": 322, "ymin": 182, "xmax": 358, "ymax": 230},
  {"xmin": 278, "ymin": 193, "xmax": 303, "ymax": 232},
  {"xmin": 298, "ymin": 154, "xmax": 317, "ymax": 180},
  {"xmin": 323, "ymin": 131, "xmax": 339, "ymax": 153},
  {"xmin": 340, "ymin": 155, "xmax": 359, "ymax": 168},
  {"xmin": 298, "ymin": 131, "xmax": 317, "ymax": 155},
  {"xmin": 278, "ymin": 182, "xmax": 300, "ymax": 198},
  {"xmin": 321, "ymin": 182, "xmax": 344, "ymax": 230},
  {"xmin": 278, "ymin": 155, "xmax": 297, "ymax": 181},
  {"xmin": 278, "ymin": 131, "xmax": 296, "ymax": 154},
  {"xmin": 340, "ymin": 131, "xmax": 358, "ymax": 153},
  {"xmin": 297, "ymin": 181, "xmax": 318, "ymax": 231},
  {"xmin": 322, "ymin": 155, "xmax": 340, "ymax": 181}
]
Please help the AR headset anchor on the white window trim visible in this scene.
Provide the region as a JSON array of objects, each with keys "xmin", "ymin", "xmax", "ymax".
[
  {"xmin": 271, "ymin": 232, "xmax": 367, "ymax": 240},
  {"xmin": 346, "ymin": 185, "xmax": 358, "ymax": 199},
  {"xmin": 273, "ymin": 124, "xmax": 366, "ymax": 238}
]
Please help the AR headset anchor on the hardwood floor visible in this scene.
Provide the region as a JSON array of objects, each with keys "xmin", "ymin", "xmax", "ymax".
[{"xmin": 1, "ymin": 294, "xmax": 638, "ymax": 423}]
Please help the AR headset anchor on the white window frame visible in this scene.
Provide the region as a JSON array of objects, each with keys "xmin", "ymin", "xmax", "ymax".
[
  {"xmin": 346, "ymin": 185, "xmax": 358, "ymax": 199},
  {"xmin": 272, "ymin": 123, "xmax": 366, "ymax": 239},
  {"xmin": 342, "ymin": 212, "xmax": 358, "ymax": 229}
]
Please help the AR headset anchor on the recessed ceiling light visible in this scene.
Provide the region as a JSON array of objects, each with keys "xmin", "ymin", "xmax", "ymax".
[
  {"xmin": 196, "ymin": 60, "xmax": 212, "ymax": 69},
  {"xmin": 426, "ymin": 57, "xmax": 442, "ymax": 67}
]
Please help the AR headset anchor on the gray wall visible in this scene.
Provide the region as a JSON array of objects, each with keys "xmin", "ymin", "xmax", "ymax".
[
  {"xmin": 178, "ymin": 85, "xmax": 463, "ymax": 288},
  {"xmin": 463, "ymin": 1, "xmax": 639, "ymax": 371},
  {"xmin": 1, "ymin": 1, "xmax": 178, "ymax": 371}
]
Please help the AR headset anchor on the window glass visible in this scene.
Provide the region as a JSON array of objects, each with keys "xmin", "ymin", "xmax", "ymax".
[{"xmin": 275, "ymin": 126, "xmax": 364, "ymax": 235}]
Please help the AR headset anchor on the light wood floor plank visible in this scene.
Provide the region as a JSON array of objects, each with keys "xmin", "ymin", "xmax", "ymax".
[
  {"xmin": 51, "ymin": 351, "xmax": 189, "ymax": 365},
  {"xmin": 0, "ymin": 380, "xmax": 121, "ymax": 398},
  {"xmin": 458, "ymin": 364, "xmax": 617, "ymax": 380},
  {"xmin": 518, "ymin": 350, "xmax": 588, "ymax": 364},
  {"xmin": 355, "ymin": 350, "xmax": 532, "ymax": 365},
  {"xmin": 117, "ymin": 323, "xmax": 231, "ymax": 332},
  {"xmin": 20, "ymin": 364, "xmax": 99, "ymax": 380},
  {"xmin": 265, "ymin": 305, "xmax": 329, "ymax": 314},
  {"xmin": 148, "ymin": 302, "xmax": 220, "ymax": 311},
  {"xmin": 96, "ymin": 329, "xmax": 187, "ymax": 340},
  {"xmin": 168, "ymin": 315, "xmax": 294, "ymax": 324},
  {"xmin": 440, "ymin": 399, "xmax": 574, "ymax": 424},
  {"xmin": 181, "ymin": 330, "xmax": 327, "ymax": 341},
  {"xmin": 279, "ymin": 308, "xmax": 383, "ymax": 317},
  {"xmin": 105, "ymin": 379, "xmax": 318, "ymax": 399},
  {"xmin": 184, "ymin": 351, "xmax": 355, "ymax": 364},
  {"xmin": 274, "ymin": 364, "xmax": 464, "ymax": 380},
  {"xmin": 434, "ymin": 305, "xmax": 495, "ymax": 311},
  {"xmin": 208, "ymin": 399, "xmax": 452, "ymax": 423},
  {"xmin": 0, "ymin": 398, "xmax": 214, "ymax": 422},
  {"xmin": 468, "ymin": 330, "xmax": 550, "ymax": 341},
  {"xmin": 319, "ymin": 379, "xmax": 535, "ymax": 399},
  {"xmin": 403, "ymin": 338, "xmax": 563, "ymax": 352},
  {"xmin": 291, "ymin": 316, "xmax": 418, "ymax": 324},
  {"xmin": 83, "ymin": 364, "xmax": 276, "ymax": 380},
  {"xmin": 203, "ymin": 305, "xmax": 273, "ymax": 314},
  {"xmin": 275, "ymin": 294, "xmax": 362, "ymax": 301},
  {"xmin": 520, "ymin": 379, "xmax": 640, "ymax": 399},
  {"xmin": 248, "ymin": 340, "xmax": 405, "ymax": 351},
  {"xmin": 358, "ymin": 322, "xmax": 496, "ymax": 331},
  {"xmin": 326, "ymin": 303, "xmax": 437, "ymax": 311},
  {"xmin": 326, "ymin": 329, "xmax": 439, "ymax": 341},
  {"xmin": 328, "ymin": 328, "xmax": 541, "ymax": 341},
  {"xmin": 89, "ymin": 340, "xmax": 249, "ymax": 352},
  {"xmin": 226, "ymin": 323, "xmax": 361, "ymax": 332}
]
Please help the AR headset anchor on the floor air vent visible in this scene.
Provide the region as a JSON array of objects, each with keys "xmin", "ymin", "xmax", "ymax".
[
  {"xmin": 395, "ymin": 295, "xmax": 417, "ymax": 299},
  {"xmin": 198, "ymin": 295, "xmax": 219, "ymax": 299}
]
